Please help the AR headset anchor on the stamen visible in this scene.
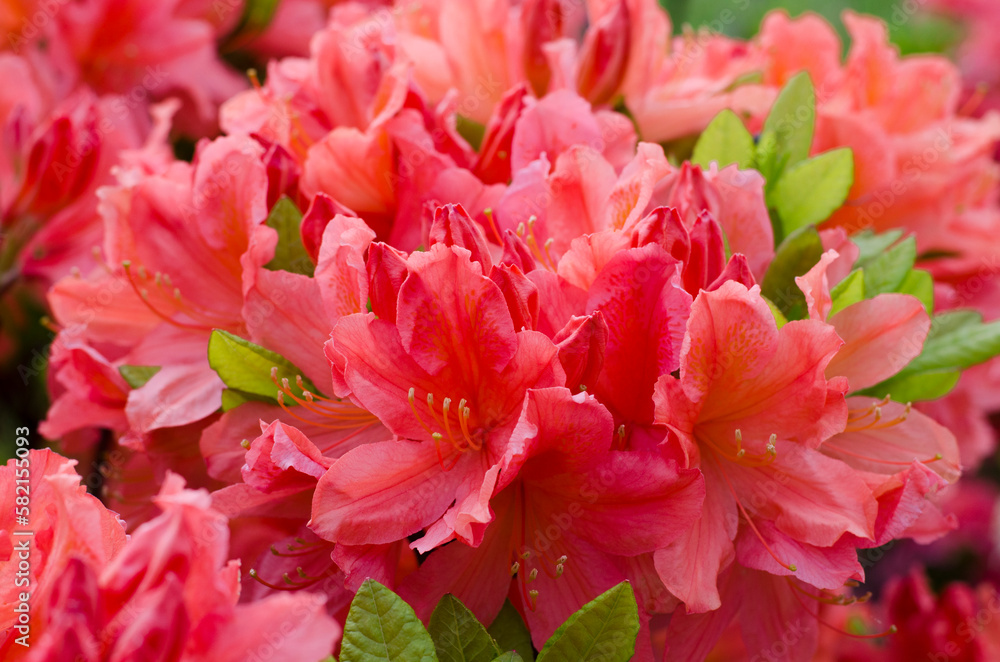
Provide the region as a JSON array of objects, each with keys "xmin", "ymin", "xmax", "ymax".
[
  {"xmin": 484, "ymin": 208, "xmax": 502, "ymax": 245},
  {"xmin": 523, "ymin": 216, "xmax": 555, "ymax": 272},
  {"xmin": 510, "ymin": 562, "xmax": 520, "ymax": 576},
  {"xmin": 786, "ymin": 579, "xmax": 898, "ymax": 640},
  {"xmin": 528, "ymin": 568, "xmax": 538, "ymax": 583},
  {"xmin": 713, "ymin": 455, "xmax": 796, "ymax": 573},
  {"xmin": 408, "ymin": 388, "xmax": 435, "ymax": 436},
  {"xmin": 122, "ymin": 261, "xmax": 205, "ymax": 331}
]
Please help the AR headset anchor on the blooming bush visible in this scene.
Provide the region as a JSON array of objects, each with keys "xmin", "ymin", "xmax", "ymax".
[{"xmin": 3, "ymin": 1, "xmax": 1000, "ymax": 660}]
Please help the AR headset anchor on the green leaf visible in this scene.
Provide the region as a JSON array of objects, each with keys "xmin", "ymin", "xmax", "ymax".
[
  {"xmin": 207, "ymin": 329, "xmax": 318, "ymax": 404},
  {"xmin": 763, "ymin": 296, "xmax": 789, "ymax": 329},
  {"xmin": 756, "ymin": 72, "xmax": 815, "ymax": 184},
  {"xmin": 761, "ymin": 226, "xmax": 824, "ymax": 319},
  {"xmin": 536, "ymin": 582, "xmax": 639, "ymax": 662},
  {"xmin": 862, "ymin": 237, "xmax": 916, "ymax": 297},
  {"xmin": 119, "ymin": 365, "xmax": 161, "ymax": 389},
  {"xmin": 771, "ymin": 148, "xmax": 854, "ymax": 235},
  {"xmin": 219, "ymin": 388, "xmax": 270, "ymax": 412},
  {"xmin": 927, "ymin": 310, "xmax": 983, "ymax": 342},
  {"xmin": 753, "ymin": 130, "xmax": 780, "ymax": 186},
  {"xmin": 691, "ymin": 109, "xmax": 756, "ymax": 171},
  {"xmin": 488, "ymin": 602, "xmax": 534, "ymax": 662},
  {"xmin": 491, "ymin": 654, "xmax": 524, "ymax": 662},
  {"xmin": 829, "ymin": 269, "xmax": 865, "ymax": 317},
  {"xmin": 898, "ymin": 319, "xmax": 1000, "ymax": 377},
  {"xmin": 229, "ymin": 0, "xmax": 280, "ymax": 39},
  {"xmin": 861, "ymin": 370, "xmax": 961, "ymax": 403},
  {"xmin": 320, "ymin": 657, "xmax": 338, "ymax": 662},
  {"xmin": 265, "ymin": 196, "xmax": 313, "ymax": 276},
  {"xmin": 897, "ymin": 269, "xmax": 934, "ymax": 314},
  {"xmin": 456, "ymin": 115, "xmax": 486, "ymax": 152},
  {"xmin": 429, "ymin": 595, "xmax": 501, "ymax": 662},
  {"xmin": 852, "ymin": 230, "xmax": 904, "ymax": 264},
  {"xmin": 341, "ymin": 579, "xmax": 439, "ymax": 662}
]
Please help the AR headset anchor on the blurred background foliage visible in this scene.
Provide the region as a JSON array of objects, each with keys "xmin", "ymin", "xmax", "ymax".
[{"xmin": 660, "ymin": 0, "xmax": 965, "ymax": 55}]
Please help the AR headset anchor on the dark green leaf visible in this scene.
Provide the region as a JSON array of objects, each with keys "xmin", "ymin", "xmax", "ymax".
[
  {"xmin": 119, "ymin": 365, "xmax": 161, "ymax": 389},
  {"xmin": 456, "ymin": 115, "xmax": 486, "ymax": 152},
  {"xmin": 429, "ymin": 595, "xmax": 501, "ymax": 662},
  {"xmin": 265, "ymin": 196, "xmax": 313, "ymax": 276},
  {"xmin": 691, "ymin": 109, "xmax": 756, "ymax": 170},
  {"xmin": 341, "ymin": 580, "xmax": 438, "ymax": 662},
  {"xmin": 537, "ymin": 582, "xmax": 639, "ymax": 662},
  {"xmin": 207, "ymin": 329, "xmax": 318, "ymax": 404},
  {"xmin": 491, "ymin": 654, "xmax": 524, "ymax": 662},
  {"xmin": 761, "ymin": 226, "xmax": 824, "ymax": 319},
  {"xmin": 488, "ymin": 602, "xmax": 534, "ymax": 662},
  {"xmin": 225, "ymin": 0, "xmax": 281, "ymax": 44},
  {"xmin": 771, "ymin": 148, "xmax": 854, "ymax": 235}
]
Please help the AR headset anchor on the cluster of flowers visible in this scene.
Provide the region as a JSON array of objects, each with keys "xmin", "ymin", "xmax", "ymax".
[{"xmin": 4, "ymin": 0, "xmax": 1000, "ymax": 660}]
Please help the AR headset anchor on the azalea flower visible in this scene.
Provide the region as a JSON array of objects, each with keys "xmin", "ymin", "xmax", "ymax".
[{"xmin": 314, "ymin": 227, "xmax": 566, "ymax": 551}]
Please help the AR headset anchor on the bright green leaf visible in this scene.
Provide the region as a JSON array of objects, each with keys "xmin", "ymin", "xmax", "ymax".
[
  {"xmin": 536, "ymin": 582, "xmax": 639, "ymax": 662},
  {"xmin": 861, "ymin": 370, "xmax": 961, "ymax": 403},
  {"xmin": 691, "ymin": 109, "xmax": 756, "ymax": 171},
  {"xmin": 898, "ymin": 319, "xmax": 1000, "ymax": 377},
  {"xmin": 207, "ymin": 329, "xmax": 318, "ymax": 404},
  {"xmin": 771, "ymin": 148, "xmax": 854, "ymax": 235},
  {"xmin": 763, "ymin": 296, "xmax": 789, "ymax": 329},
  {"xmin": 429, "ymin": 595, "xmax": 501, "ymax": 662},
  {"xmin": 753, "ymin": 130, "xmax": 780, "ymax": 186},
  {"xmin": 119, "ymin": 365, "xmax": 161, "ymax": 389},
  {"xmin": 852, "ymin": 230, "xmax": 904, "ymax": 264},
  {"xmin": 927, "ymin": 310, "xmax": 983, "ymax": 342},
  {"xmin": 829, "ymin": 269, "xmax": 865, "ymax": 317},
  {"xmin": 756, "ymin": 72, "xmax": 815, "ymax": 183},
  {"xmin": 862, "ymin": 237, "xmax": 916, "ymax": 296},
  {"xmin": 897, "ymin": 269, "xmax": 934, "ymax": 314},
  {"xmin": 761, "ymin": 226, "xmax": 824, "ymax": 319},
  {"xmin": 341, "ymin": 580, "xmax": 438, "ymax": 662},
  {"xmin": 265, "ymin": 196, "xmax": 313, "ymax": 276},
  {"xmin": 488, "ymin": 602, "xmax": 534, "ymax": 662},
  {"xmin": 219, "ymin": 388, "xmax": 271, "ymax": 412}
]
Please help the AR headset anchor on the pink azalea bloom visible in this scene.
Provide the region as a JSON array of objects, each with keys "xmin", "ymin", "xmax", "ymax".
[
  {"xmin": 314, "ymin": 233, "xmax": 566, "ymax": 553},
  {"xmin": 881, "ymin": 569, "xmax": 1000, "ymax": 662},
  {"xmin": 398, "ymin": 387, "xmax": 704, "ymax": 651},
  {"xmin": 44, "ymin": 135, "xmax": 275, "ymax": 465},
  {"xmin": 14, "ymin": 0, "xmax": 245, "ymax": 133},
  {"xmin": 1, "ymin": 450, "xmax": 127, "ymax": 656},
  {"xmin": 653, "ymin": 281, "xmax": 878, "ymax": 613},
  {"xmin": 5, "ymin": 464, "xmax": 340, "ymax": 661},
  {"xmin": 791, "ymin": 253, "xmax": 961, "ymax": 557}
]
